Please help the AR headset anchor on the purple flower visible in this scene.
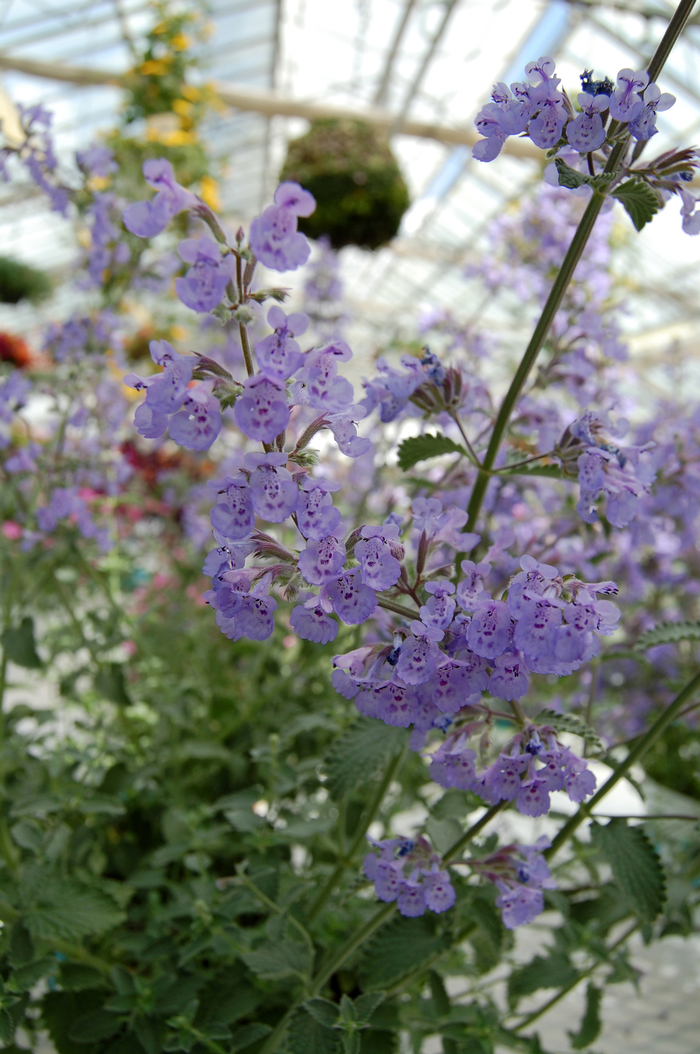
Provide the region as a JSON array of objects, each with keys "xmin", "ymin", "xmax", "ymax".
[
  {"xmin": 432, "ymin": 655, "xmax": 488, "ymax": 713},
  {"xmin": 296, "ymin": 476, "xmax": 342, "ymax": 539},
  {"xmin": 420, "ymin": 580, "xmax": 456, "ymax": 632},
  {"xmin": 608, "ymin": 68, "xmax": 648, "ymax": 122},
  {"xmin": 497, "ymin": 883, "xmax": 545, "ymax": 929},
  {"xmin": 244, "ymin": 452, "xmax": 298, "ymax": 522},
  {"xmin": 209, "ymin": 475, "xmax": 254, "ymax": 540},
  {"xmin": 397, "ymin": 876, "xmax": 427, "ymax": 917},
  {"xmin": 274, "ymin": 181, "xmax": 316, "ymax": 217},
  {"xmin": 429, "ymin": 734, "xmax": 477, "ymax": 789},
  {"xmin": 206, "ymin": 569, "xmax": 277, "ymax": 641},
  {"xmin": 467, "ymin": 600, "xmax": 512, "ymax": 658},
  {"xmin": 123, "ymin": 158, "xmax": 196, "ymax": 238},
  {"xmin": 354, "ymin": 524, "xmax": 402, "ymax": 591},
  {"xmin": 294, "ymin": 342, "xmax": 354, "ymax": 412},
  {"xmin": 528, "ymin": 98, "xmax": 566, "ymax": 149},
  {"xmin": 233, "ymin": 374, "xmax": 290, "ymax": 443},
  {"xmin": 250, "ymin": 204, "xmax": 310, "ymax": 272},
  {"xmin": 289, "ymin": 594, "xmax": 338, "ymax": 644},
  {"xmin": 424, "ymin": 869, "xmax": 457, "ymax": 913},
  {"xmin": 326, "ymin": 406, "xmax": 371, "ymax": 457},
  {"xmin": 566, "ymin": 93, "xmax": 608, "ymax": 152},
  {"xmin": 324, "ymin": 569, "xmax": 377, "ymax": 624},
  {"xmin": 124, "ymin": 340, "xmax": 193, "ymax": 440},
  {"xmin": 298, "ymin": 535, "xmax": 346, "ymax": 585},
  {"xmin": 628, "ymin": 82, "xmax": 675, "ymax": 140},
  {"xmin": 356, "ymin": 682, "xmax": 420, "ymax": 726},
  {"xmin": 254, "ymin": 306, "xmax": 308, "ymax": 379},
  {"xmin": 456, "ymin": 559, "xmax": 491, "ymax": 608},
  {"xmin": 175, "ymin": 237, "xmax": 232, "ymax": 313},
  {"xmin": 396, "ymin": 629, "xmax": 440, "ymax": 686},
  {"xmin": 488, "ymin": 651, "xmax": 529, "ymax": 701},
  {"xmin": 169, "ymin": 384, "xmax": 222, "ymax": 450}
]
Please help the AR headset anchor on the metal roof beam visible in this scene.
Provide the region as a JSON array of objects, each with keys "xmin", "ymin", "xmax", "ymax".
[{"xmin": 0, "ymin": 52, "xmax": 541, "ymax": 158}]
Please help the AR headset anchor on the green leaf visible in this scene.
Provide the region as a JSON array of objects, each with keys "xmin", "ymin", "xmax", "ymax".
[
  {"xmin": 396, "ymin": 433, "xmax": 466, "ymax": 471},
  {"xmin": 635, "ymin": 620, "xmax": 700, "ymax": 650},
  {"xmin": 425, "ymin": 816, "xmax": 463, "ymax": 856},
  {"xmin": 353, "ymin": 993, "xmax": 385, "ymax": 1023},
  {"xmin": 612, "ymin": 179, "xmax": 660, "ymax": 231},
  {"xmin": 285, "ymin": 1009, "xmax": 341, "ymax": 1054},
  {"xmin": 305, "ymin": 998, "xmax": 340, "ymax": 1028},
  {"xmin": 0, "ymin": 1009, "xmax": 15, "ymax": 1045},
  {"xmin": 534, "ymin": 708, "xmax": 602, "ymax": 751},
  {"xmin": 1, "ymin": 617, "xmax": 42, "ymax": 668},
  {"xmin": 230, "ymin": 1022, "xmax": 272, "ymax": 1049},
  {"xmin": 242, "ymin": 939, "xmax": 311, "ymax": 980},
  {"xmin": 508, "ymin": 952, "xmax": 578, "ymax": 1008},
  {"xmin": 41, "ymin": 989, "xmax": 107, "ymax": 1054},
  {"xmin": 555, "ymin": 159, "xmax": 590, "ymax": 189},
  {"xmin": 591, "ymin": 819, "xmax": 666, "ymax": 922},
  {"xmin": 68, "ymin": 1009, "xmax": 123, "ymax": 1043},
  {"xmin": 93, "ymin": 664, "xmax": 131, "ymax": 706},
  {"xmin": 568, "ymin": 983, "xmax": 602, "ymax": 1049},
  {"xmin": 8, "ymin": 923, "xmax": 34, "ymax": 966},
  {"xmin": 24, "ymin": 880, "xmax": 125, "ymax": 941},
  {"xmin": 58, "ymin": 964, "xmax": 107, "ymax": 992},
  {"xmin": 360, "ymin": 914, "xmax": 449, "ymax": 989},
  {"xmin": 324, "ymin": 719, "xmax": 406, "ymax": 801}
]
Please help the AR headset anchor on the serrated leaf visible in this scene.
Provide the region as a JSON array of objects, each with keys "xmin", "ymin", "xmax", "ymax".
[
  {"xmin": 353, "ymin": 992, "xmax": 385, "ymax": 1023},
  {"xmin": 0, "ymin": 1009, "xmax": 15, "ymax": 1045},
  {"xmin": 568, "ymin": 983, "xmax": 602, "ymax": 1049},
  {"xmin": 285, "ymin": 1009, "xmax": 341, "ymax": 1054},
  {"xmin": 230, "ymin": 1022, "xmax": 273, "ymax": 1049},
  {"xmin": 242, "ymin": 938, "xmax": 311, "ymax": 980},
  {"xmin": 305, "ymin": 998, "xmax": 340, "ymax": 1028},
  {"xmin": 1, "ymin": 617, "xmax": 42, "ymax": 668},
  {"xmin": 534, "ymin": 709, "xmax": 602, "ymax": 751},
  {"xmin": 360, "ymin": 914, "xmax": 449, "ymax": 989},
  {"xmin": 508, "ymin": 952, "xmax": 578, "ymax": 1008},
  {"xmin": 23, "ymin": 880, "xmax": 125, "ymax": 941},
  {"xmin": 591, "ymin": 819, "xmax": 666, "ymax": 922},
  {"xmin": 68, "ymin": 1008, "xmax": 123, "ymax": 1042},
  {"xmin": 635, "ymin": 620, "xmax": 700, "ymax": 650},
  {"xmin": 324, "ymin": 719, "xmax": 406, "ymax": 801},
  {"xmin": 555, "ymin": 159, "xmax": 590, "ymax": 189},
  {"xmin": 396, "ymin": 433, "xmax": 466, "ymax": 472},
  {"xmin": 612, "ymin": 179, "xmax": 660, "ymax": 231}
]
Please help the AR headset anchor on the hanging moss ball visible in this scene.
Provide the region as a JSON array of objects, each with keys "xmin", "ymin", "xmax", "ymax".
[
  {"xmin": 0, "ymin": 256, "xmax": 51, "ymax": 305},
  {"xmin": 279, "ymin": 119, "xmax": 410, "ymax": 250}
]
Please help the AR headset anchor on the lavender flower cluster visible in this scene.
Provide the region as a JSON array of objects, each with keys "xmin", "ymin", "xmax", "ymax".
[{"xmin": 474, "ymin": 56, "xmax": 700, "ymax": 235}]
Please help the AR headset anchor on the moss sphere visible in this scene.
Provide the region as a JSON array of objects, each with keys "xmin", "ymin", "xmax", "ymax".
[{"xmin": 279, "ymin": 119, "xmax": 410, "ymax": 250}]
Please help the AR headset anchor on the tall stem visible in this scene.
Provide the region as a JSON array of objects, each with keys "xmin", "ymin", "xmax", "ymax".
[
  {"xmin": 547, "ymin": 667, "xmax": 700, "ymax": 857},
  {"xmin": 465, "ymin": 191, "xmax": 604, "ymax": 533}
]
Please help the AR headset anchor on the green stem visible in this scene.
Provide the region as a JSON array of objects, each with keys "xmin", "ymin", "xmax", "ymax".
[
  {"xmin": 307, "ymin": 746, "xmax": 408, "ymax": 922},
  {"xmin": 547, "ymin": 667, "xmax": 700, "ymax": 857},
  {"xmin": 312, "ymin": 901, "xmax": 397, "ymax": 996},
  {"xmin": 239, "ymin": 322, "xmax": 255, "ymax": 378},
  {"xmin": 512, "ymin": 920, "xmax": 638, "ymax": 1031},
  {"xmin": 377, "ymin": 597, "xmax": 420, "ymax": 619},
  {"xmin": 465, "ymin": 190, "xmax": 605, "ymax": 533},
  {"xmin": 443, "ymin": 802, "xmax": 506, "ymax": 863}
]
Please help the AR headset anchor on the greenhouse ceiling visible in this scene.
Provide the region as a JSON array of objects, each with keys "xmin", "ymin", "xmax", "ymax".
[{"xmin": 0, "ymin": 0, "xmax": 699, "ymax": 375}]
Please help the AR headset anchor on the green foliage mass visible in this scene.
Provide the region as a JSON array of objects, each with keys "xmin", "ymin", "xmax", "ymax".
[
  {"xmin": 0, "ymin": 256, "xmax": 52, "ymax": 305},
  {"xmin": 279, "ymin": 119, "xmax": 410, "ymax": 250}
]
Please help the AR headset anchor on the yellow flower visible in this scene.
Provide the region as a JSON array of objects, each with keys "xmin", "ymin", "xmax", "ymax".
[
  {"xmin": 158, "ymin": 129, "xmax": 197, "ymax": 146},
  {"xmin": 170, "ymin": 325, "xmax": 188, "ymax": 341},
  {"xmin": 181, "ymin": 84, "xmax": 200, "ymax": 102},
  {"xmin": 88, "ymin": 175, "xmax": 111, "ymax": 192},
  {"xmin": 170, "ymin": 32, "xmax": 192, "ymax": 51},
  {"xmin": 199, "ymin": 175, "xmax": 220, "ymax": 212},
  {"xmin": 172, "ymin": 98, "xmax": 194, "ymax": 117},
  {"xmin": 140, "ymin": 58, "xmax": 170, "ymax": 76}
]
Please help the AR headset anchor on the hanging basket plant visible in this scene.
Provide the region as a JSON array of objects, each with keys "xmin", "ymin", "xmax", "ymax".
[
  {"xmin": 279, "ymin": 118, "xmax": 410, "ymax": 250},
  {"xmin": 0, "ymin": 256, "xmax": 51, "ymax": 305}
]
